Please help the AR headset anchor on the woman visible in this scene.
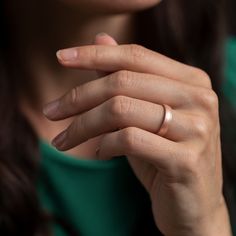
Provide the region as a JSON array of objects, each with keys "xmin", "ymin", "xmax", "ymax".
[{"xmin": 0, "ymin": 0, "xmax": 234, "ymax": 235}]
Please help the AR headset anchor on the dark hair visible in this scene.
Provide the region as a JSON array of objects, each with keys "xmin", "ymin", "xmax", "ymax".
[{"xmin": 1, "ymin": 0, "xmax": 235, "ymax": 235}]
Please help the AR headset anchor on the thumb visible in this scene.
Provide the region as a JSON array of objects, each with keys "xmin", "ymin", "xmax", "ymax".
[{"xmin": 94, "ymin": 33, "xmax": 118, "ymax": 77}]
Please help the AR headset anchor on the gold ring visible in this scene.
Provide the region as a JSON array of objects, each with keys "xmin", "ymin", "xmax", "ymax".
[{"xmin": 157, "ymin": 104, "xmax": 173, "ymax": 137}]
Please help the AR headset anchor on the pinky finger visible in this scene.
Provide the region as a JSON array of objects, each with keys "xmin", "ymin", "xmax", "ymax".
[{"xmin": 97, "ymin": 127, "xmax": 183, "ymax": 173}]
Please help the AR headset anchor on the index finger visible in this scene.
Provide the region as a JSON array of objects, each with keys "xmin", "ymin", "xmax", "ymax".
[{"xmin": 56, "ymin": 44, "xmax": 212, "ymax": 88}]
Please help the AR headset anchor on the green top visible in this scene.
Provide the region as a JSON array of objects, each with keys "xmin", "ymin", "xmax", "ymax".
[
  {"xmin": 223, "ymin": 37, "xmax": 236, "ymax": 109},
  {"xmin": 224, "ymin": 37, "xmax": 236, "ymax": 236},
  {"xmin": 37, "ymin": 140, "xmax": 158, "ymax": 236},
  {"xmin": 37, "ymin": 38, "xmax": 236, "ymax": 236}
]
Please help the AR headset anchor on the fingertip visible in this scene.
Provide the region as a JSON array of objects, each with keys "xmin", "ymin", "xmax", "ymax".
[
  {"xmin": 51, "ymin": 130, "xmax": 68, "ymax": 150},
  {"xmin": 56, "ymin": 48, "xmax": 78, "ymax": 63},
  {"xmin": 94, "ymin": 32, "xmax": 118, "ymax": 46},
  {"xmin": 56, "ymin": 50, "xmax": 63, "ymax": 61},
  {"xmin": 95, "ymin": 32, "xmax": 109, "ymax": 38},
  {"xmin": 43, "ymin": 100, "xmax": 60, "ymax": 119}
]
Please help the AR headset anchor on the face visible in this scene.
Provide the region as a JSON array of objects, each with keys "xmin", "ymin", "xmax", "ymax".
[{"xmin": 59, "ymin": 0, "xmax": 162, "ymax": 14}]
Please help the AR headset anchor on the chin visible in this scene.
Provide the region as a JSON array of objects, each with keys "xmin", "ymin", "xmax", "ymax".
[
  {"xmin": 59, "ymin": 0, "xmax": 162, "ymax": 14},
  {"xmin": 107, "ymin": 0, "xmax": 162, "ymax": 13}
]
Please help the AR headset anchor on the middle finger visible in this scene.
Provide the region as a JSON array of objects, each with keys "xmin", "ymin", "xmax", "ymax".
[
  {"xmin": 51, "ymin": 95, "xmax": 194, "ymax": 151},
  {"xmin": 43, "ymin": 70, "xmax": 197, "ymax": 121}
]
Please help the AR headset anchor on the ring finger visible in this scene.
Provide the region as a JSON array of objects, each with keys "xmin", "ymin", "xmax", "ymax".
[{"xmin": 52, "ymin": 95, "xmax": 194, "ymax": 151}]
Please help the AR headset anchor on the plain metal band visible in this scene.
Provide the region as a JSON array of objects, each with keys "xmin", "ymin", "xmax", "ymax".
[{"xmin": 157, "ymin": 104, "xmax": 173, "ymax": 137}]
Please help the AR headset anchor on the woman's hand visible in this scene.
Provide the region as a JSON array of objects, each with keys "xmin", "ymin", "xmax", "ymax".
[{"xmin": 43, "ymin": 34, "xmax": 232, "ymax": 236}]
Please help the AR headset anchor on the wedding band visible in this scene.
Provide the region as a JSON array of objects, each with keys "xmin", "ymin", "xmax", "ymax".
[{"xmin": 157, "ymin": 104, "xmax": 173, "ymax": 137}]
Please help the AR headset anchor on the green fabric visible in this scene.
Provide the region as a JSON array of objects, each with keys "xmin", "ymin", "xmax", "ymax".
[
  {"xmin": 223, "ymin": 37, "xmax": 236, "ymax": 109},
  {"xmin": 222, "ymin": 37, "xmax": 236, "ymax": 235},
  {"xmin": 37, "ymin": 140, "xmax": 153, "ymax": 236}
]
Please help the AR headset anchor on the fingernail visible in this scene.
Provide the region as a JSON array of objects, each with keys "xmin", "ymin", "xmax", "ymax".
[
  {"xmin": 95, "ymin": 32, "xmax": 108, "ymax": 38},
  {"xmin": 43, "ymin": 100, "xmax": 60, "ymax": 118},
  {"xmin": 52, "ymin": 130, "xmax": 67, "ymax": 149},
  {"xmin": 56, "ymin": 48, "xmax": 78, "ymax": 61}
]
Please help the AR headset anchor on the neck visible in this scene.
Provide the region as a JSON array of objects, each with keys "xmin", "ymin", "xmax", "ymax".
[
  {"xmin": 6, "ymin": 1, "xmax": 135, "ymax": 110},
  {"xmin": 5, "ymin": 1, "xmax": 137, "ymax": 157}
]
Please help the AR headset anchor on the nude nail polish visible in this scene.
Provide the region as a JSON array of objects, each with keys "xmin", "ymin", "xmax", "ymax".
[
  {"xmin": 56, "ymin": 48, "xmax": 77, "ymax": 61},
  {"xmin": 43, "ymin": 100, "xmax": 60, "ymax": 118},
  {"xmin": 52, "ymin": 130, "xmax": 67, "ymax": 149}
]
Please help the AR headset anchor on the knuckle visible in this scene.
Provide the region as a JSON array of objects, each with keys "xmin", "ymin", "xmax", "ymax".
[
  {"xmin": 191, "ymin": 116, "xmax": 210, "ymax": 139},
  {"xmin": 107, "ymin": 70, "xmax": 133, "ymax": 93},
  {"xmin": 119, "ymin": 127, "xmax": 140, "ymax": 155},
  {"xmin": 195, "ymin": 88, "xmax": 219, "ymax": 111},
  {"xmin": 70, "ymin": 86, "xmax": 81, "ymax": 105},
  {"xmin": 127, "ymin": 44, "xmax": 146, "ymax": 63},
  {"xmin": 108, "ymin": 95, "xmax": 133, "ymax": 120},
  {"xmin": 76, "ymin": 114, "xmax": 87, "ymax": 133},
  {"xmin": 193, "ymin": 68, "xmax": 212, "ymax": 88},
  {"xmin": 88, "ymin": 45, "xmax": 103, "ymax": 65},
  {"xmin": 204, "ymin": 90, "xmax": 219, "ymax": 109}
]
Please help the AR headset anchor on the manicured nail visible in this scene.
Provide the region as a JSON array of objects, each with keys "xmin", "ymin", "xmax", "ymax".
[
  {"xmin": 43, "ymin": 100, "xmax": 60, "ymax": 118},
  {"xmin": 95, "ymin": 32, "xmax": 108, "ymax": 38},
  {"xmin": 56, "ymin": 48, "xmax": 77, "ymax": 61},
  {"xmin": 52, "ymin": 130, "xmax": 67, "ymax": 149}
]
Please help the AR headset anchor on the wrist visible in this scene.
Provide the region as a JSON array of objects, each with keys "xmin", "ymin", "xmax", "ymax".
[{"xmin": 166, "ymin": 199, "xmax": 232, "ymax": 236}]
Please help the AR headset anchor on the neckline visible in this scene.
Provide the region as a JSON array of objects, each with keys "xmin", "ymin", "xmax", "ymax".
[{"xmin": 39, "ymin": 139, "xmax": 128, "ymax": 169}]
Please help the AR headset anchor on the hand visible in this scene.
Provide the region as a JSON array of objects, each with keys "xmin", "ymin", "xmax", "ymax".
[{"xmin": 43, "ymin": 34, "xmax": 232, "ymax": 236}]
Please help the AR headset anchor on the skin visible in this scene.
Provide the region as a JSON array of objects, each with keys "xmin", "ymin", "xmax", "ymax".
[
  {"xmin": 6, "ymin": 0, "xmax": 136, "ymax": 159},
  {"xmin": 43, "ymin": 35, "xmax": 232, "ymax": 236},
  {"xmin": 7, "ymin": 0, "xmax": 232, "ymax": 235},
  {"xmin": 58, "ymin": 0, "xmax": 162, "ymax": 14}
]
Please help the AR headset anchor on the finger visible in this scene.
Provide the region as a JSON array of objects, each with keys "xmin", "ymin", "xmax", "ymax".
[
  {"xmin": 51, "ymin": 96, "xmax": 195, "ymax": 151},
  {"xmin": 96, "ymin": 127, "xmax": 183, "ymax": 174},
  {"xmin": 43, "ymin": 71, "xmax": 200, "ymax": 121},
  {"xmin": 94, "ymin": 33, "xmax": 118, "ymax": 77},
  {"xmin": 94, "ymin": 32, "xmax": 118, "ymax": 46},
  {"xmin": 56, "ymin": 44, "xmax": 212, "ymax": 88}
]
